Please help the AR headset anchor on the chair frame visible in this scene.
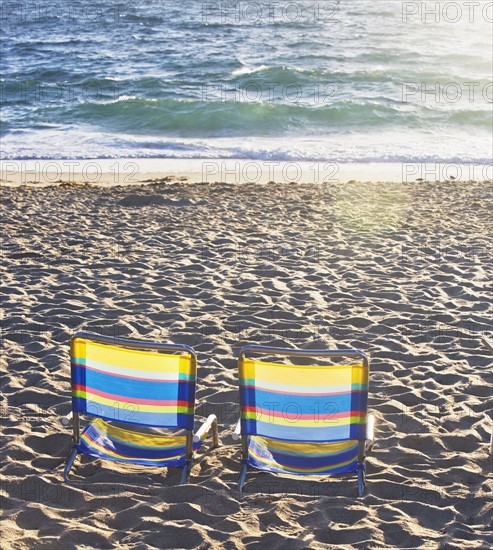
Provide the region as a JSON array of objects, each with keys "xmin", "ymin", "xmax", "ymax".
[
  {"xmin": 63, "ymin": 331, "xmax": 219, "ymax": 483},
  {"xmin": 482, "ymin": 335, "xmax": 493, "ymax": 455},
  {"xmin": 234, "ymin": 344, "xmax": 374, "ymax": 496}
]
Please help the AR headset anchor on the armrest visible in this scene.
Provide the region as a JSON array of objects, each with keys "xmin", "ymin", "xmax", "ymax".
[
  {"xmin": 61, "ymin": 411, "xmax": 73, "ymax": 427},
  {"xmin": 232, "ymin": 419, "xmax": 241, "ymax": 441},
  {"xmin": 365, "ymin": 413, "xmax": 375, "ymax": 451},
  {"xmin": 193, "ymin": 414, "xmax": 219, "ymax": 447}
]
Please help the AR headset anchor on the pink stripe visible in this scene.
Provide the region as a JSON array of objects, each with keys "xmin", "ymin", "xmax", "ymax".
[{"xmin": 74, "ymin": 385, "xmax": 189, "ymax": 407}]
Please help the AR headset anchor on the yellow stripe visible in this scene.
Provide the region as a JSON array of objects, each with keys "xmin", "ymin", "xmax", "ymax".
[
  {"xmin": 72, "ymin": 339, "xmax": 86, "ymax": 362},
  {"xmin": 82, "ymin": 419, "xmax": 195, "ymax": 462},
  {"xmin": 240, "ymin": 358, "xmax": 365, "ymax": 386},
  {"xmin": 82, "ymin": 435, "xmax": 185, "ymax": 463},
  {"xmin": 95, "ymin": 418, "xmax": 186, "ymax": 447},
  {"xmin": 248, "ymin": 443, "xmax": 356, "ymax": 473},
  {"xmin": 254, "ymin": 436, "xmax": 358, "ymax": 454},
  {"xmin": 73, "ymin": 337, "xmax": 193, "ymax": 374},
  {"xmin": 352, "ymin": 361, "xmax": 369, "ymax": 386},
  {"xmin": 249, "ymin": 452, "xmax": 353, "ymax": 473},
  {"xmin": 179, "ymin": 354, "xmax": 195, "ymax": 377}
]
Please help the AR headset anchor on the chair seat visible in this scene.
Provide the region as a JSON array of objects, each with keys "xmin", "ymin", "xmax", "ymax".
[
  {"xmin": 246, "ymin": 436, "xmax": 359, "ymax": 475},
  {"xmin": 76, "ymin": 418, "xmax": 202, "ymax": 468}
]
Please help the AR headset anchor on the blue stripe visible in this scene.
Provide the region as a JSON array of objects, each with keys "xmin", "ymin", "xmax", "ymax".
[
  {"xmin": 72, "ymin": 365, "xmax": 194, "ymax": 403},
  {"xmin": 76, "ymin": 423, "xmax": 203, "ymax": 467},
  {"xmin": 247, "ymin": 437, "xmax": 359, "ymax": 473},
  {"xmin": 77, "ymin": 439, "xmax": 188, "ymax": 467},
  {"xmin": 248, "ymin": 454, "xmax": 358, "ymax": 475},
  {"xmin": 250, "ymin": 441, "xmax": 358, "ymax": 469},
  {"xmin": 244, "ymin": 389, "xmax": 353, "ymax": 414},
  {"xmin": 241, "ymin": 419, "xmax": 352, "ymax": 442},
  {"xmin": 72, "ymin": 397, "xmax": 194, "ymax": 429}
]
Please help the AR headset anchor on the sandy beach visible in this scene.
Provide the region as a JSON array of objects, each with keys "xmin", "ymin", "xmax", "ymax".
[{"xmin": 1, "ymin": 178, "xmax": 492, "ymax": 549}]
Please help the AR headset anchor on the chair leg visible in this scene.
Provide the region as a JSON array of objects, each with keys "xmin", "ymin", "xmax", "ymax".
[
  {"xmin": 64, "ymin": 448, "xmax": 78, "ymax": 482},
  {"xmin": 180, "ymin": 462, "xmax": 192, "ymax": 484},
  {"xmin": 211, "ymin": 417, "xmax": 220, "ymax": 449},
  {"xmin": 357, "ymin": 464, "xmax": 366, "ymax": 497},
  {"xmin": 238, "ymin": 463, "xmax": 248, "ymax": 492}
]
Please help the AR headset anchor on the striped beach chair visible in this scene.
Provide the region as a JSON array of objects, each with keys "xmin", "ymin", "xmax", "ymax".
[
  {"xmin": 233, "ymin": 345, "xmax": 374, "ymax": 496},
  {"xmin": 63, "ymin": 332, "xmax": 219, "ymax": 483}
]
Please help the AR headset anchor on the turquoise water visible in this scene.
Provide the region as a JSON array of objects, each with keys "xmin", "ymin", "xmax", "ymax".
[{"xmin": 1, "ymin": 0, "xmax": 492, "ymax": 162}]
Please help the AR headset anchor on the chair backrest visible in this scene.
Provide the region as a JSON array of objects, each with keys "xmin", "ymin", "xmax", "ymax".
[
  {"xmin": 238, "ymin": 346, "xmax": 369, "ymax": 442},
  {"xmin": 70, "ymin": 332, "xmax": 197, "ymax": 430}
]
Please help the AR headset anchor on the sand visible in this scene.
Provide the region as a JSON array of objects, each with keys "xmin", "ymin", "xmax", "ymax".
[
  {"xmin": 1, "ymin": 178, "xmax": 492, "ymax": 549},
  {"xmin": 2, "ymin": 159, "xmax": 490, "ymax": 187}
]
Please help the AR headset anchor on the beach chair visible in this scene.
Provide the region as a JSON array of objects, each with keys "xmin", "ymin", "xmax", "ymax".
[
  {"xmin": 482, "ymin": 335, "xmax": 493, "ymax": 455},
  {"xmin": 233, "ymin": 345, "xmax": 374, "ymax": 496},
  {"xmin": 63, "ymin": 332, "xmax": 219, "ymax": 483}
]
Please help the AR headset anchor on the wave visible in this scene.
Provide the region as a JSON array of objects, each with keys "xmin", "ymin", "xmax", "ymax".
[
  {"xmin": 1, "ymin": 0, "xmax": 491, "ymax": 163},
  {"xmin": 1, "ymin": 128, "xmax": 491, "ymax": 165},
  {"xmin": 9, "ymin": 97, "xmax": 489, "ymax": 137}
]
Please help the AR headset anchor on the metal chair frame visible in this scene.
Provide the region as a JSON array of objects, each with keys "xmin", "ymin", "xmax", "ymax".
[
  {"xmin": 63, "ymin": 331, "xmax": 219, "ymax": 483},
  {"xmin": 234, "ymin": 345, "xmax": 374, "ymax": 496},
  {"xmin": 482, "ymin": 335, "xmax": 493, "ymax": 455}
]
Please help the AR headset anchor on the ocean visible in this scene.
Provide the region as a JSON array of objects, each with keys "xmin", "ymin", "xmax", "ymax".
[{"xmin": 1, "ymin": 0, "xmax": 492, "ymax": 163}]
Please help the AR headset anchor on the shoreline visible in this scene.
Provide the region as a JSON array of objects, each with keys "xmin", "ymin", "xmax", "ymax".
[{"xmin": 1, "ymin": 159, "xmax": 492, "ymax": 187}]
